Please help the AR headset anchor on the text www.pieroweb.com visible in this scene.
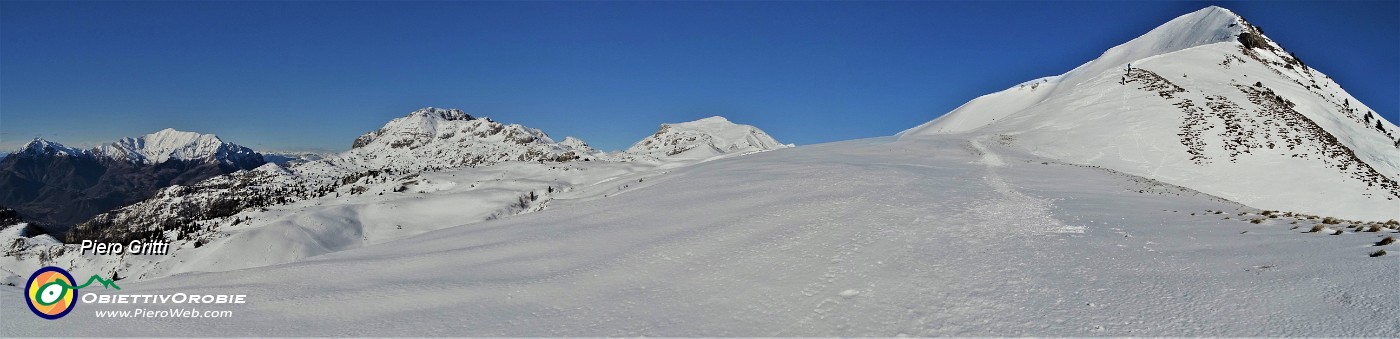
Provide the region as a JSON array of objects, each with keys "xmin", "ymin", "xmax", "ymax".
[{"xmin": 95, "ymin": 308, "xmax": 233, "ymax": 318}]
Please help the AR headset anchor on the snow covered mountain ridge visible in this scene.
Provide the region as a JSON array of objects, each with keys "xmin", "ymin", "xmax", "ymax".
[
  {"xmin": 313, "ymin": 107, "xmax": 595, "ymax": 175},
  {"xmin": 2, "ymin": 130, "xmax": 267, "ymax": 229},
  {"xmin": 15, "ymin": 138, "xmax": 88, "ymax": 157},
  {"xmin": 14, "ymin": 128, "xmax": 263, "ymax": 166},
  {"xmin": 900, "ymin": 6, "xmax": 1399, "ymax": 221},
  {"xmin": 96, "ymin": 128, "xmax": 263, "ymax": 166}
]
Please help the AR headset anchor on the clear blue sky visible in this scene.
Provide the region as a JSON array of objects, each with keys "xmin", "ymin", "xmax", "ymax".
[{"xmin": 2, "ymin": 1, "xmax": 1396, "ymax": 152}]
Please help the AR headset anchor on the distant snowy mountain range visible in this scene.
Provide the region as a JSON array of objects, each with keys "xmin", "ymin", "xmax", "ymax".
[
  {"xmin": 901, "ymin": 6, "xmax": 1398, "ymax": 221},
  {"xmin": 13, "ymin": 128, "xmax": 263, "ymax": 166},
  {"xmin": 0, "ymin": 129, "xmax": 266, "ymax": 230},
  {"xmin": 259, "ymin": 151, "xmax": 328, "ymax": 167}
]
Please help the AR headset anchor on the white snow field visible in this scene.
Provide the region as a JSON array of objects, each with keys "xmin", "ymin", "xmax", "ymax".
[{"xmin": 4, "ymin": 135, "xmax": 1396, "ymax": 336}]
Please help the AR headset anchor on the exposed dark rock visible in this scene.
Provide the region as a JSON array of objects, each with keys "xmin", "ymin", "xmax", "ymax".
[{"xmin": 1237, "ymin": 32, "xmax": 1270, "ymax": 51}]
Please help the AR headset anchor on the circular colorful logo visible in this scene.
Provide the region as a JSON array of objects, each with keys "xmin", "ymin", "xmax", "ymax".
[{"xmin": 25, "ymin": 266, "xmax": 77, "ymax": 320}]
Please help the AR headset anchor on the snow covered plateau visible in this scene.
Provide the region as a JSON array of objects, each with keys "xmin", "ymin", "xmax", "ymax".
[{"xmin": 3, "ymin": 134, "xmax": 1395, "ymax": 336}]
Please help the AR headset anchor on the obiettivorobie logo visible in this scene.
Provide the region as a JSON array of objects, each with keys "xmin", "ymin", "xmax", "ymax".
[{"xmin": 25, "ymin": 266, "xmax": 121, "ymax": 319}]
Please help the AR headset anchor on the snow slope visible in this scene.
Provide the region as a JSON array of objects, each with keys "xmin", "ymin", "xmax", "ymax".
[
  {"xmin": 902, "ymin": 7, "xmax": 1244, "ymax": 135},
  {"xmin": 3, "ymin": 135, "xmax": 1393, "ymax": 336},
  {"xmin": 901, "ymin": 6, "xmax": 1400, "ymax": 221},
  {"xmin": 155, "ymin": 159, "xmax": 677, "ymax": 278}
]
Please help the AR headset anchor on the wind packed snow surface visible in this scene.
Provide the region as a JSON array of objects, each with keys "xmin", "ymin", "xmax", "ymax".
[{"xmin": 4, "ymin": 135, "xmax": 1394, "ymax": 336}]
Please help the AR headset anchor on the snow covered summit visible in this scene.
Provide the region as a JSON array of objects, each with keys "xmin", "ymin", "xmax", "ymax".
[
  {"xmin": 625, "ymin": 116, "xmax": 790, "ymax": 160},
  {"xmin": 15, "ymin": 138, "xmax": 89, "ymax": 157},
  {"xmin": 901, "ymin": 6, "xmax": 1247, "ymax": 136},
  {"xmin": 94, "ymin": 128, "xmax": 264, "ymax": 166},
  {"xmin": 900, "ymin": 6, "xmax": 1399, "ymax": 220},
  {"xmin": 324, "ymin": 107, "xmax": 590, "ymax": 174},
  {"xmin": 1057, "ymin": 6, "xmax": 1245, "ymax": 94}
]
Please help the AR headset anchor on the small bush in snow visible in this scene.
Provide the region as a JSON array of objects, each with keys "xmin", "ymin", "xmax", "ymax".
[
  {"xmin": 1322, "ymin": 217, "xmax": 1341, "ymax": 225},
  {"xmin": 1250, "ymin": 219, "xmax": 1263, "ymax": 224},
  {"xmin": 1370, "ymin": 250, "xmax": 1387, "ymax": 257},
  {"xmin": 1309, "ymin": 225, "xmax": 1325, "ymax": 233},
  {"xmin": 1367, "ymin": 225, "xmax": 1383, "ymax": 232},
  {"xmin": 1377, "ymin": 236, "xmax": 1396, "ymax": 246},
  {"xmin": 1331, "ymin": 229, "xmax": 1343, "ymax": 235}
]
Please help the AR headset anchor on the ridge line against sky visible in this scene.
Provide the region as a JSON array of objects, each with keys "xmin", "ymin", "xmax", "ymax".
[{"xmin": 1, "ymin": 1, "xmax": 1396, "ymax": 153}]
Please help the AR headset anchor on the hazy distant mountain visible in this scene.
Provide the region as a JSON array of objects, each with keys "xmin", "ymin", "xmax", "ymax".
[{"xmin": 261, "ymin": 152, "xmax": 329, "ymax": 167}]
